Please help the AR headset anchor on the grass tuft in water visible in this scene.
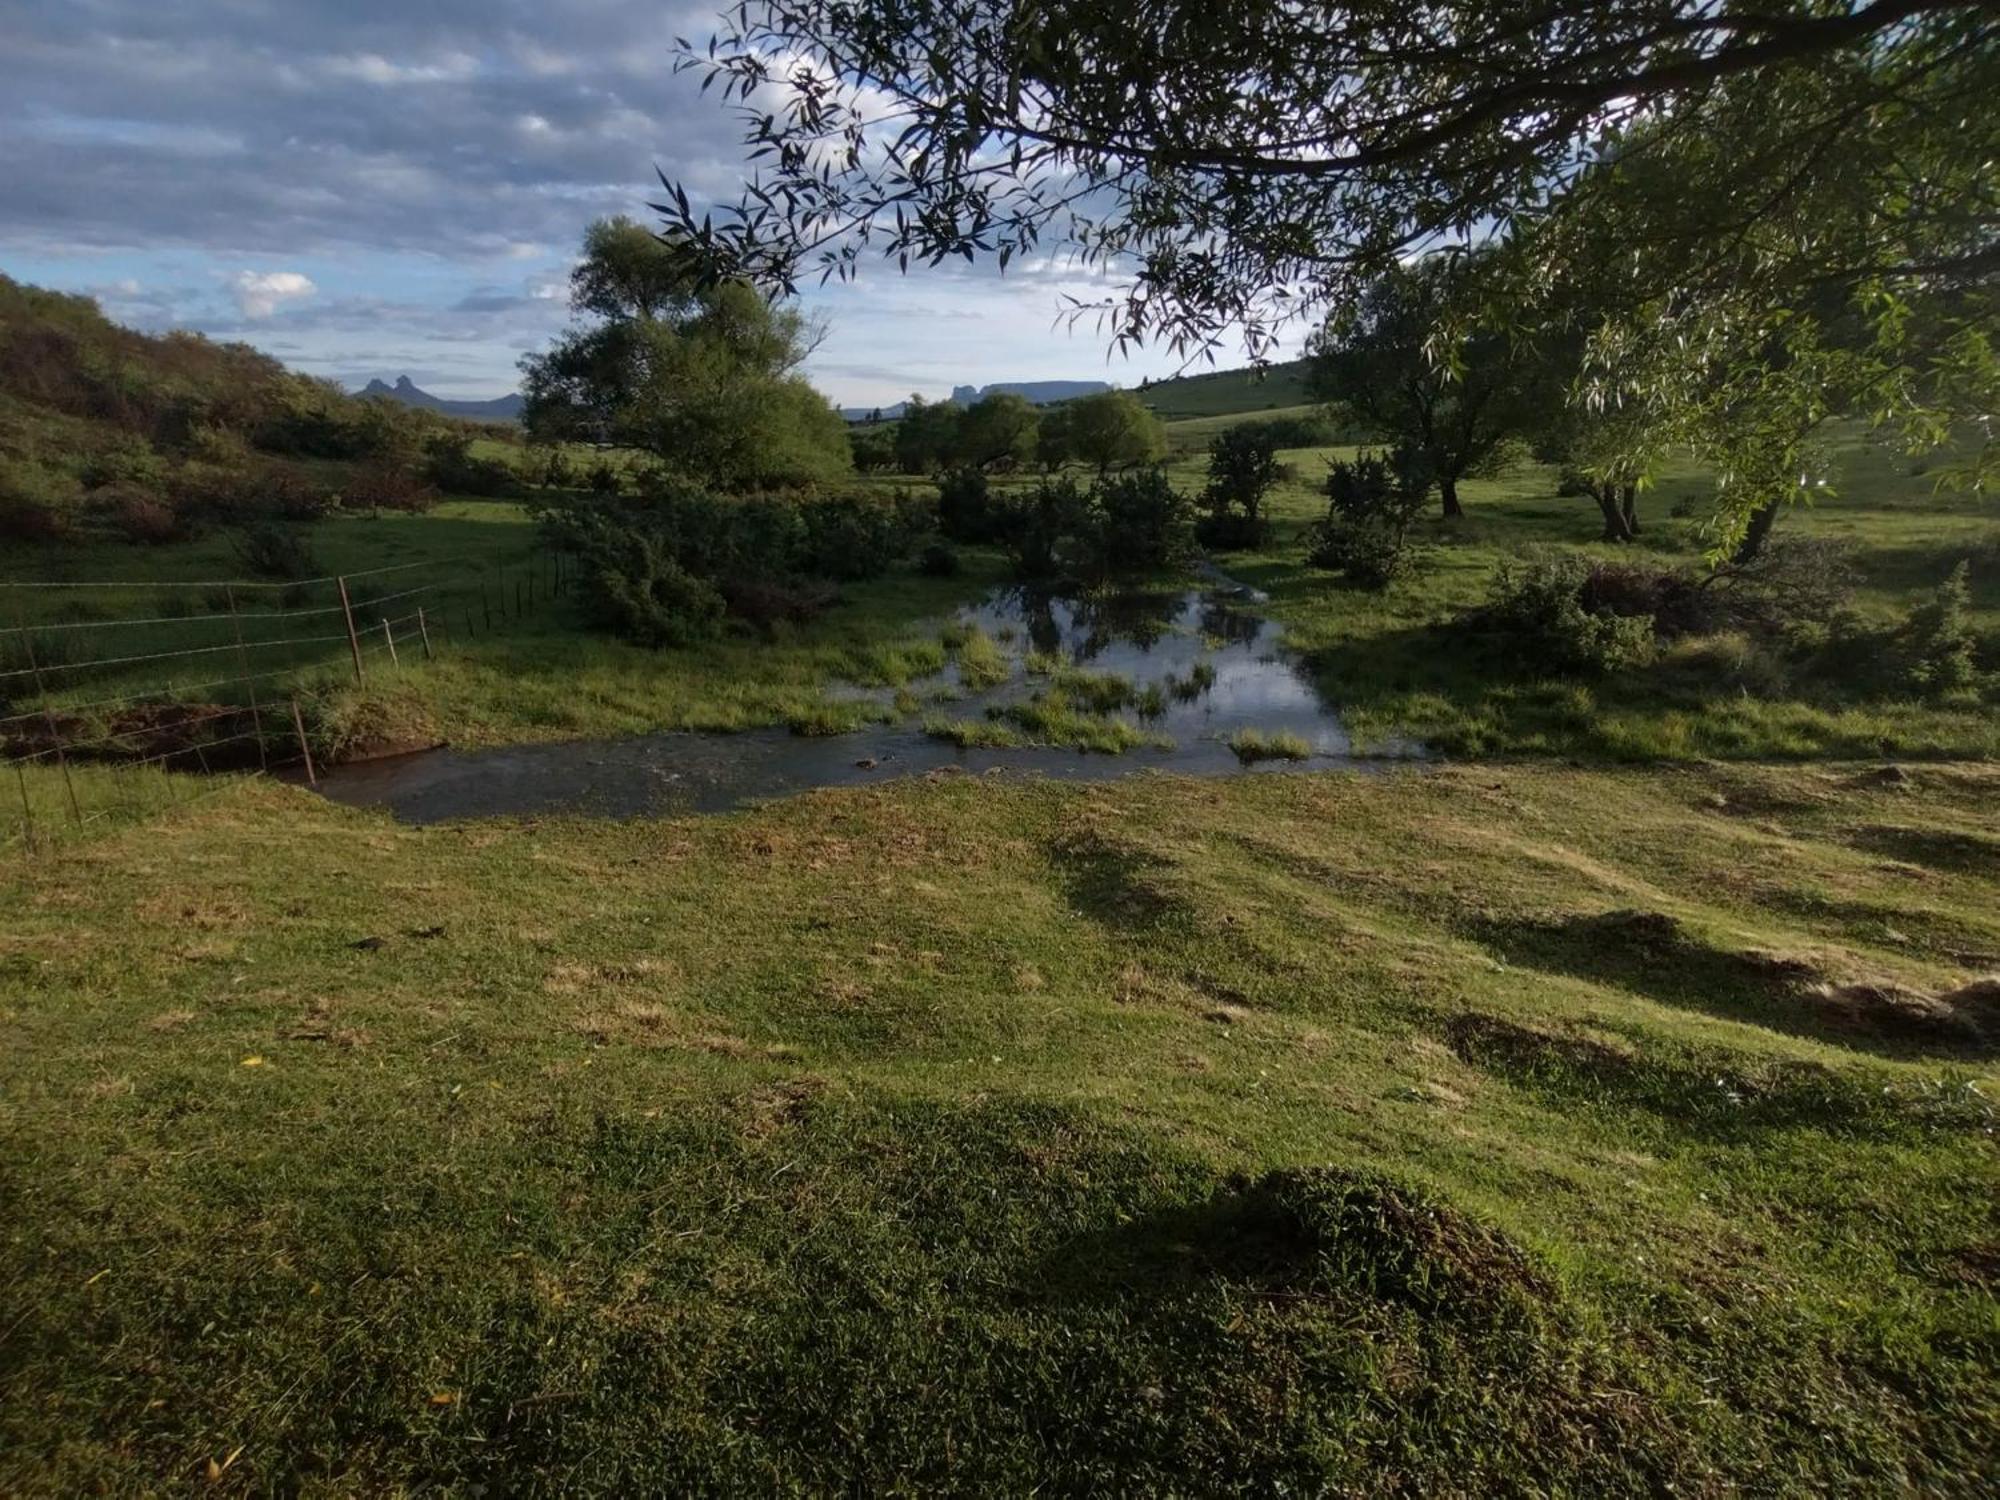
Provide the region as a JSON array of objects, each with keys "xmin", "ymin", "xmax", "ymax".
[{"xmin": 1229, "ymin": 728, "xmax": 1314, "ymax": 763}]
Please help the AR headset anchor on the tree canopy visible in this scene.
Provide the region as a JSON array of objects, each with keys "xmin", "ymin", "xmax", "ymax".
[
  {"xmin": 658, "ymin": 1, "xmax": 1997, "ymax": 535},
  {"xmin": 521, "ymin": 217, "xmax": 850, "ymax": 492}
]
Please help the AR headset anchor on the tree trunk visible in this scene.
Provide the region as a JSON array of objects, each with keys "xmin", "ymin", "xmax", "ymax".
[
  {"xmin": 1732, "ymin": 499, "xmax": 1781, "ymax": 564},
  {"xmin": 1593, "ymin": 485, "xmax": 1634, "ymax": 541},
  {"xmin": 1620, "ymin": 483, "xmax": 1640, "ymax": 536},
  {"xmin": 1440, "ymin": 474, "xmax": 1465, "ymax": 519}
]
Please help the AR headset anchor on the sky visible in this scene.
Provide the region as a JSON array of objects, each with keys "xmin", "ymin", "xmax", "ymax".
[{"xmin": 0, "ymin": 0, "xmax": 1269, "ymax": 408}]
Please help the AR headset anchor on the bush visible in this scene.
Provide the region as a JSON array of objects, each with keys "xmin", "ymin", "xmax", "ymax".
[
  {"xmin": 230, "ymin": 524, "xmax": 321, "ymax": 580},
  {"xmin": 798, "ymin": 492, "xmax": 908, "ymax": 580},
  {"xmin": 344, "ymin": 463, "xmax": 439, "ymax": 514},
  {"xmin": 919, "ymin": 542, "xmax": 960, "ymax": 578},
  {"xmin": 587, "ymin": 459, "xmax": 623, "ymax": 495},
  {"xmin": 936, "ymin": 466, "xmax": 995, "ymax": 543},
  {"xmin": 0, "ymin": 496, "xmax": 65, "ymax": 543},
  {"xmin": 719, "ymin": 576, "xmax": 839, "ymax": 634},
  {"xmin": 992, "ymin": 475, "xmax": 1090, "ymax": 578},
  {"xmin": 91, "ymin": 482, "xmax": 183, "ymax": 545},
  {"xmin": 424, "ymin": 431, "xmax": 517, "ymax": 497},
  {"xmin": 1483, "ymin": 551, "xmax": 1657, "ymax": 675},
  {"xmin": 1198, "ymin": 426, "xmax": 1279, "ymax": 551},
  {"xmin": 571, "ymin": 521, "xmax": 727, "ymax": 648},
  {"xmin": 1079, "ymin": 467, "xmax": 1195, "ymax": 579},
  {"xmin": 1901, "ymin": 561, "xmax": 1980, "ymax": 696},
  {"xmin": 1305, "ymin": 451, "xmax": 1430, "ymax": 588}
]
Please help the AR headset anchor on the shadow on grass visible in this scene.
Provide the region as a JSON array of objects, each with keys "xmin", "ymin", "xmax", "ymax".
[
  {"xmin": 1847, "ymin": 823, "xmax": 2000, "ymax": 877},
  {"xmin": 1444, "ymin": 1013, "xmax": 1993, "ymax": 1142},
  {"xmin": 1468, "ymin": 908, "xmax": 1996, "ymax": 1058},
  {"xmin": 1046, "ymin": 828, "xmax": 1189, "ymax": 933}
]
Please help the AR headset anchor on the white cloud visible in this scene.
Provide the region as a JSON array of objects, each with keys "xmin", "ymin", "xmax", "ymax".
[{"xmin": 229, "ymin": 269, "xmax": 316, "ymax": 318}]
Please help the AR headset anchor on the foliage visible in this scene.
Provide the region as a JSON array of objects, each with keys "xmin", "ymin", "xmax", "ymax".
[
  {"xmin": 1483, "ymin": 552, "xmax": 1659, "ymax": 676},
  {"xmin": 989, "ymin": 467, "xmax": 1192, "ymax": 581},
  {"xmin": 89, "ymin": 482, "xmax": 182, "ymax": 545},
  {"xmin": 955, "ymin": 391, "xmax": 1040, "ymax": 471},
  {"xmin": 520, "ymin": 217, "xmax": 851, "ymax": 492},
  {"xmin": 1304, "ymin": 452, "xmax": 1431, "ymax": 588},
  {"xmin": 919, "ymin": 541, "xmax": 960, "ymax": 578},
  {"xmin": 1063, "ymin": 390, "xmax": 1169, "ymax": 473},
  {"xmin": 935, "ymin": 465, "xmax": 995, "ymax": 544},
  {"xmin": 797, "ymin": 492, "xmax": 913, "ymax": 581},
  {"xmin": 893, "ymin": 395, "xmax": 961, "ymax": 474},
  {"xmin": 229, "ymin": 524, "xmax": 321, "ymax": 581},
  {"xmin": 849, "ymin": 423, "xmax": 898, "ymax": 473},
  {"xmin": 991, "ymin": 475, "xmax": 1089, "ymax": 578},
  {"xmin": 557, "ymin": 507, "xmax": 729, "ymax": 648},
  {"xmin": 343, "ymin": 463, "xmax": 439, "ymax": 515},
  {"xmin": 1197, "ymin": 424, "xmax": 1280, "ymax": 549},
  {"xmin": 424, "ymin": 431, "xmax": 518, "ymax": 497},
  {"xmin": 1900, "ymin": 561, "xmax": 1981, "ymax": 697},
  {"xmin": 1228, "ymin": 728, "xmax": 1312, "ymax": 763},
  {"xmin": 1079, "ymin": 468, "xmax": 1196, "ymax": 580},
  {"xmin": 1309, "ymin": 255, "xmax": 1528, "ymax": 518}
]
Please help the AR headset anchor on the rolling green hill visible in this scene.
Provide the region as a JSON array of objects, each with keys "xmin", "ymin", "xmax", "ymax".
[{"xmin": 1135, "ymin": 358, "xmax": 1314, "ymax": 420}]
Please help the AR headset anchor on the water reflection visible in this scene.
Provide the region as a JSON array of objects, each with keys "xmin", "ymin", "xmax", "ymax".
[{"xmin": 312, "ymin": 583, "xmax": 1421, "ymax": 824}]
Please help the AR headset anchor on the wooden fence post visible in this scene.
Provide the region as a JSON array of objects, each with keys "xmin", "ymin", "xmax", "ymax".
[
  {"xmin": 381, "ymin": 617, "xmax": 399, "ymax": 666},
  {"xmin": 417, "ymin": 607, "xmax": 433, "ymax": 660},
  {"xmin": 289, "ymin": 697, "xmax": 317, "ymax": 786},
  {"xmin": 336, "ymin": 576, "xmax": 365, "ymax": 684}
]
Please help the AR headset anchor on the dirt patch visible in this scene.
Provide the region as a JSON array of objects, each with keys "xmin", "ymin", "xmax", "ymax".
[
  {"xmin": 738, "ymin": 1076, "xmax": 828, "ymax": 1140},
  {"xmin": 1446, "ymin": 1014, "xmax": 1638, "ymax": 1085}
]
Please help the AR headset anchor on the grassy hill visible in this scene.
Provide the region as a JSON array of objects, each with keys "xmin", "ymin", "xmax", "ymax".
[{"xmin": 1136, "ymin": 358, "xmax": 1315, "ymax": 420}]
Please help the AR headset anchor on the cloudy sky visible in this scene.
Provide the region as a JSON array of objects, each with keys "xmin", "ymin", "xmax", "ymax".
[{"xmin": 0, "ymin": 1, "xmax": 1257, "ymax": 407}]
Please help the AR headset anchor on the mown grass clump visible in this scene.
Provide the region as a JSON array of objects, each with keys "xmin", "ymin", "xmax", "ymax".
[
  {"xmin": 1229, "ymin": 728, "xmax": 1314, "ymax": 763},
  {"xmin": 950, "ymin": 624, "xmax": 1012, "ymax": 689},
  {"xmin": 990, "ymin": 689, "xmax": 1162, "ymax": 752},
  {"xmin": 923, "ymin": 715, "xmax": 1027, "ymax": 749}
]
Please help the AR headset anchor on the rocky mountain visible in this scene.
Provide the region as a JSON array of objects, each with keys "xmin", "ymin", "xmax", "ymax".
[
  {"xmin": 359, "ymin": 375, "xmax": 524, "ymax": 422},
  {"xmin": 840, "ymin": 378, "xmax": 1112, "ymax": 422}
]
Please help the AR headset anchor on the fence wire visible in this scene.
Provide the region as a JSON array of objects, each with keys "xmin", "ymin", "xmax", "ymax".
[{"xmin": 3, "ymin": 546, "xmax": 569, "ymax": 855}]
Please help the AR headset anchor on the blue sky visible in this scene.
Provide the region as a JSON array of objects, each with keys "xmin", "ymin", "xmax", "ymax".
[{"xmin": 0, "ymin": 1, "xmax": 1271, "ymax": 406}]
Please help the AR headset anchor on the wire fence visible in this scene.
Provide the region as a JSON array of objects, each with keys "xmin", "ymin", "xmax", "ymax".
[{"xmin": 2, "ymin": 546, "xmax": 571, "ymax": 855}]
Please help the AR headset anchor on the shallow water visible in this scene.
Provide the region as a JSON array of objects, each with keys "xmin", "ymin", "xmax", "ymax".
[{"xmin": 312, "ymin": 581, "xmax": 1419, "ymax": 823}]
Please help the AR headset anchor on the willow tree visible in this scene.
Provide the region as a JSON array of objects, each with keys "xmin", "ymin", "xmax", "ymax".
[
  {"xmin": 522, "ymin": 217, "xmax": 850, "ymax": 492},
  {"xmin": 654, "ymin": 2, "xmax": 1995, "ymax": 543}
]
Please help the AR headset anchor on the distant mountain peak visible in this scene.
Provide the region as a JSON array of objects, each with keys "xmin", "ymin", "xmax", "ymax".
[{"xmin": 358, "ymin": 375, "xmax": 524, "ymax": 422}]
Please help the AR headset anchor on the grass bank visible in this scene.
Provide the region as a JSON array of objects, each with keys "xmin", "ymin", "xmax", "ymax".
[{"xmin": 3, "ymin": 758, "xmax": 1996, "ymax": 1491}]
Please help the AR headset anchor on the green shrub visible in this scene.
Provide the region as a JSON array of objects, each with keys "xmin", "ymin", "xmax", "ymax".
[
  {"xmin": 1229, "ymin": 728, "xmax": 1313, "ymax": 763},
  {"xmin": 936, "ymin": 466, "xmax": 995, "ymax": 543},
  {"xmin": 1304, "ymin": 451, "xmax": 1431, "ymax": 589},
  {"xmin": 230, "ymin": 524, "xmax": 321, "ymax": 581},
  {"xmin": 343, "ymin": 463, "xmax": 439, "ymax": 515},
  {"xmin": 90, "ymin": 482, "xmax": 183, "ymax": 545},
  {"xmin": 424, "ymin": 431, "xmax": 518, "ymax": 497},
  {"xmin": 1197, "ymin": 426, "xmax": 1279, "ymax": 550},
  {"xmin": 920, "ymin": 542, "xmax": 960, "ymax": 578},
  {"xmin": 798, "ymin": 492, "xmax": 908, "ymax": 580},
  {"xmin": 577, "ymin": 524, "xmax": 727, "ymax": 648},
  {"xmin": 993, "ymin": 475, "xmax": 1089, "ymax": 577},
  {"xmin": 1483, "ymin": 552, "xmax": 1658, "ymax": 675},
  {"xmin": 1079, "ymin": 467, "xmax": 1196, "ymax": 579},
  {"xmin": 1901, "ymin": 561, "xmax": 1980, "ymax": 696}
]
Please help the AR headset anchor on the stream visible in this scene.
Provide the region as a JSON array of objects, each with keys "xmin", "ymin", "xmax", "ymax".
[{"xmin": 312, "ymin": 579, "xmax": 1420, "ymax": 822}]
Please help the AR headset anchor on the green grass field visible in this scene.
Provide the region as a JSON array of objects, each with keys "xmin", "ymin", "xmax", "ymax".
[
  {"xmin": 1135, "ymin": 358, "xmax": 1315, "ymax": 420},
  {"xmin": 4, "ymin": 758, "xmax": 1996, "ymax": 1492},
  {"xmin": 3, "ymin": 390, "xmax": 1995, "ymax": 1492}
]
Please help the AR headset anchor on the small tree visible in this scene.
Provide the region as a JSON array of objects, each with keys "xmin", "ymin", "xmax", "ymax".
[
  {"xmin": 1197, "ymin": 425, "xmax": 1280, "ymax": 549},
  {"xmin": 955, "ymin": 391, "xmax": 1040, "ymax": 470},
  {"xmin": 1902, "ymin": 561, "xmax": 1980, "ymax": 696},
  {"xmin": 1065, "ymin": 390, "xmax": 1168, "ymax": 475},
  {"xmin": 1309, "ymin": 255, "xmax": 1528, "ymax": 519},
  {"xmin": 1036, "ymin": 402, "xmax": 1074, "ymax": 470},
  {"xmin": 1304, "ymin": 450, "xmax": 1432, "ymax": 588},
  {"xmin": 894, "ymin": 394, "xmax": 962, "ymax": 474}
]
